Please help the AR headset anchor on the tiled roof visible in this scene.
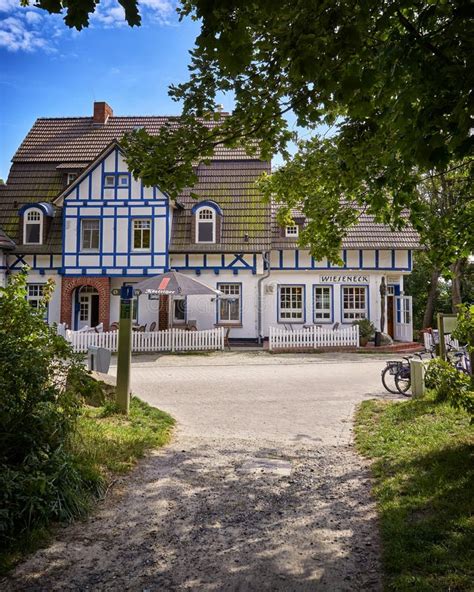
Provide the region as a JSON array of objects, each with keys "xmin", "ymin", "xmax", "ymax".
[
  {"xmin": 0, "ymin": 163, "xmax": 63, "ymax": 253},
  {"xmin": 342, "ymin": 214, "xmax": 420, "ymax": 249},
  {"xmin": 13, "ymin": 116, "xmax": 255, "ymax": 164},
  {"xmin": 271, "ymin": 204, "xmax": 420, "ymax": 250},
  {"xmin": 0, "ymin": 223, "xmax": 15, "ymax": 250},
  {"xmin": 1, "ymin": 111, "xmax": 419, "ymax": 256},
  {"xmin": 170, "ymin": 160, "xmax": 272, "ymax": 253}
]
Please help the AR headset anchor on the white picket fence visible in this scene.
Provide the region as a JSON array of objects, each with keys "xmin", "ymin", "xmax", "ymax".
[
  {"xmin": 423, "ymin": 331, "xmax": 459, "ymax": 351},
  {"xmin": 64, "ymin": 327, "xmax": 225, "ymax": 353},
  {"xmin": 269, "ymin": 325, "xmax": 359, "ymax": 351}
]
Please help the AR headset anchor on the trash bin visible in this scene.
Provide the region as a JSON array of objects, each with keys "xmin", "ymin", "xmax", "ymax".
[
  {"xmin": 374, "ymin": 331, "xmax": 382, "ymax": 347},
  {"xmin": 87, "ymin": 346, "xmax": 111, "ymax": 374}
]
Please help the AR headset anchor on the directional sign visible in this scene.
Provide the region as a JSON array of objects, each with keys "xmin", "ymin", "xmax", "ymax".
[{"xmin": 120, "ymin": 285, "xmax": 134, "ymax": 300}]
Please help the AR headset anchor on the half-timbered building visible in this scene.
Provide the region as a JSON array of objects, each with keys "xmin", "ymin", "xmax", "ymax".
[{"xmin": 0, "ymin": 102, "xmax": 419, "ymax": 342}]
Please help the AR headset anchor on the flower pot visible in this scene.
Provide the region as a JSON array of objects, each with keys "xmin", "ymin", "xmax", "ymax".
[{"xmin": 359, "ymin": 336, "xmax": 369, "ymax": 347}]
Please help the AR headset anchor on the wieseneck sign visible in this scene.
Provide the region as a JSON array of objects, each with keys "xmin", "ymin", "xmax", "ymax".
[{"xmin": 319, "ymin": 275, "xmax": 369, "ymax": 283}]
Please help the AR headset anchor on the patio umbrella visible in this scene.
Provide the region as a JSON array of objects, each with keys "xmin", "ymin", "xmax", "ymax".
[{"xmin": 133, "ymin": 270, "xmax": 221, "ymax": 297}]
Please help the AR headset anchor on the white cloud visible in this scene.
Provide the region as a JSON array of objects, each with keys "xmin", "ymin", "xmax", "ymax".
[
  {"xmin": 0, "ymin": 0, "xmax": 17, "ymax": 12},
  {"xmin": 92, "ymin": 1, "xmax": 127, "ymax": 28},
  {"xmin": 92, "ymin": 0, "xmax": 175, "ymax": 28},
  {"xmin": 0, "ymin": 0, "xmax": 177, "ymax": 53},
  {"xmin": 0, "ymin": 14, "xmax": 51, "ymax": 52},
  {"xmin": 25, "ymin": 11, "xmax": 42, "ymax": 25}
]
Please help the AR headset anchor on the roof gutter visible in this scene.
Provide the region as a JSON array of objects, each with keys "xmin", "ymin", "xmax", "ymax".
[{"xmin": 257, "ymin": 251, "xmax": 271, "ymax": 344}]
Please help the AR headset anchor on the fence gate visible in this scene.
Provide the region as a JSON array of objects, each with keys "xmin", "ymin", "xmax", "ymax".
[{"xmin": 394, "ymin": 295, "xmax": 413, "ymax": 342}]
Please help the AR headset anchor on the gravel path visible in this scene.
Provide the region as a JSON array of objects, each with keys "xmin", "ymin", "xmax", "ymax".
[{"xmin": 6, "ymin": 352, "xmax": 397, "ymax": 591}]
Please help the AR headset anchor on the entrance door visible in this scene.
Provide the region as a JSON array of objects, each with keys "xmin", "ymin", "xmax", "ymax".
[
  {"xmin": 76, "ymin": 286, "xmax": 99, "ymax": 329},
  {"xmin": 387, "ymin": 295, "xmax": 394, "ymax": 337}
]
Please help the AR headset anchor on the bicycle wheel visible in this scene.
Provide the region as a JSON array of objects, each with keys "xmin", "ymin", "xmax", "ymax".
[
  {"xmin": 395, "ymin": 368, "xmax": 411, "ymax": 395},
  {"xmin": 381, "ymin": 365, "xmax": 399, "ymax": 394}
]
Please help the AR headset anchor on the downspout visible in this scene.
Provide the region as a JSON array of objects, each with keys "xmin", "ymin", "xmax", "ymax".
[{"xmin": 257, "ymin": 251, "xmax": 271, "ymax": 344}]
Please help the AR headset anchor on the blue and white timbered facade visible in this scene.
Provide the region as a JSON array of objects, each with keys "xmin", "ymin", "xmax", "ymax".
[
  {"xmin": 0, "ymin": 102, "xmax": 419, "ymax": 341},
  {"xmin": 59, "ymin": 144, "xmax": 169, "ymax": 277}
]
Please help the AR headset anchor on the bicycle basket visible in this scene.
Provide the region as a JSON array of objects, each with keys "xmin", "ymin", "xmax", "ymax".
[{"xmin": 387, "ymin": 361, "xmax": 402, "ymax": 375}]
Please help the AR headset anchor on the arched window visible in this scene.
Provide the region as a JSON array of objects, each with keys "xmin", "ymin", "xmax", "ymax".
[
  {"xmin": 23, "ymin": 208, "xmax": 43, "ymax": 245},
  {"xmin": 196, "ymin": 207, "xmax": 216, "ymax": 243}
]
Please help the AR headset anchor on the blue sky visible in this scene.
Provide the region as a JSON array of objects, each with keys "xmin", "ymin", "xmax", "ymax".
[{"xmin": 0, "ymin": 0, "xmax": 239, "ymax": 179}]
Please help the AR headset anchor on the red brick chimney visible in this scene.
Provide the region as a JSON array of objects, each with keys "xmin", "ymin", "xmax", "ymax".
[{"xmin": 93, "ymin": 101, "xmax": 113, "ymax": 125}]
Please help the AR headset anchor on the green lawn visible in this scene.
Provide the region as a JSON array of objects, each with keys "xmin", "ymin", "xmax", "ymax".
[{"xmin": 355, "ymin": 394, "xmax": 473, "ymax": 591}]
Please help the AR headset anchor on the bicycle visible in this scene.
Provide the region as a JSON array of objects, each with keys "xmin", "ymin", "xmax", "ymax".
[{"xmin": 381, "ymin": 350, "xmax": 434, "ymax": 396}]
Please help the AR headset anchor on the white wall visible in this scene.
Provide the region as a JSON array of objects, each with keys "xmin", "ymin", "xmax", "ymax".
[
  {"xmin": 260, "ymin": 270, "xmax": 406, "ymax": 335},
  {"xmin": 110, "ymin": 271, "xmax": 260, "ymax": 337}
]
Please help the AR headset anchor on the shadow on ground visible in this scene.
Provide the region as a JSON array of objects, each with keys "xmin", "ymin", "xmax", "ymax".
[{"xmin": 6, "ymin": 439, "xmax": 382, "ymax": 592}]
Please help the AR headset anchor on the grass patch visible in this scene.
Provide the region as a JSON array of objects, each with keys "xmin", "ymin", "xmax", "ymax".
[
  {"xmin": 73, "ymin": 397, "xmax": 175, "ymax": 476},
  {"xmin": 1, "ymin": 397, "xmax": 174, "ymax": 574},
  {"xmin": 355, "ymin": 393, "xmax": 474, "ymax": 591}
]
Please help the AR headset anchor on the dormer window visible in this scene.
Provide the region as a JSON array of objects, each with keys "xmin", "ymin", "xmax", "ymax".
[
  {"xmin": 67, "ymin": 172, "xmax": 77, "ymax": 185},
  {"xmin": 24, "ymin": 208, "xmax": 43, "ymax": 244},
  {"xmin": 285, "ymin": 225, "xmax": 299, "ymax": 238},
  {"xmin": 196, "ymin": 207, "xmax": 216, "ymax": 243}
]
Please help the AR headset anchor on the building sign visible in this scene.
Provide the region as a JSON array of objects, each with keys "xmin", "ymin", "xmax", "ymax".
[{"xmin": 319, "ymin": 275, "xmax": 369, "ymax": 283}]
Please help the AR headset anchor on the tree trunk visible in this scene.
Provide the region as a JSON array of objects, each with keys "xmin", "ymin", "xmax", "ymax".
[
  {"xmin": 451, "ymin": 260, "xmax": 463, "ymax": 312},
  {"xmin": 422, "ymin": 268, "xmax": 440, "ymax": 329}
]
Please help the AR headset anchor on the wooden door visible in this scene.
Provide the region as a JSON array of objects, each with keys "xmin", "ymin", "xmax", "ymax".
[{"xmin": 387, "ymin": 295, "xmax": 394, "ymax": 337}]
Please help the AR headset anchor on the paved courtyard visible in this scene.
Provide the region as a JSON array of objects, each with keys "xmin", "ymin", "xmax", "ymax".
[{"xmin": 7, "ymin": 351, "xmax": 399, "ymax": 591}]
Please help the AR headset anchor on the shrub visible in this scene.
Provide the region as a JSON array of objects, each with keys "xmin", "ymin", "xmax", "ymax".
[
  {"xmin": 425, "ymin": 358, "xmax": 474, "ymax": 419},
  {"xmin": 0, "ymin": 270, "xmax": 104, "ymax": 554},
  {"xmin": 352, "ymin": 318, "xmax": 376, "ymax": 340}
]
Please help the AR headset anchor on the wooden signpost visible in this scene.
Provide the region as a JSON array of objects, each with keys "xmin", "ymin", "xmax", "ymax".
[{"xmin": 116, "ymin": 285, "xmax": 133, "ymax": 414}]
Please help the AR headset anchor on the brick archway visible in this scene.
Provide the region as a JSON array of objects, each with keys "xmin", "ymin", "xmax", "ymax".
[{"xmin": 61, "ymin": 277, "xmax": 110, "ymax": 330}]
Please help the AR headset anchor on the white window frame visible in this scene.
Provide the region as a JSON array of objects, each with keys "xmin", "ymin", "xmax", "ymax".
[
  {"xmin": 80, "ymin": 219, "xmax": 100, "ymax": 251},
  {"xmin": 27, "ymin": 283, "xmax": 47, "ymax": 318},
  {"xmin": 217, "ymin": 283, "xmax": 242, "ymax": 324},
  {"xmin": 285, "ymin": 225, "xmax": 299, "ymax": 237},
  {"xmin": 132, "ymin": 219, "xmax": 151, "ymax": 251},
  {"xmin": 278, "ymin": 285, "xmax": 305, "ymax": 323},
  {"xmin": 313, "ymin": 285, "xmax": 332, "ymax": 322},
  {"xmin": 342, "ymin": 286, "xmax": 368, "ymax": 321},
  {"xmin": 23, "ymin": 208, "xmax": 43, "ymax": 245},
  {"xmin": 196, "ymin": 207, "xmax": 216, "ymax": 244},
  {"xmin": 66, "ymin": 172, "xmax": 77, "ymax": 185},
  {"xmin": 117, "ymin": 173, "xmax": 129, "ymax": 187},
  {"xmin": 104, "ymin": 174, "xmax": 115, "ymax": 188}
]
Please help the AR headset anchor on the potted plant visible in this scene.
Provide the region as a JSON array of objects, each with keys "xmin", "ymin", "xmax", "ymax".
[{"xmin": 352, "ymin": 318, "xmax": 376, "ymax": 346}]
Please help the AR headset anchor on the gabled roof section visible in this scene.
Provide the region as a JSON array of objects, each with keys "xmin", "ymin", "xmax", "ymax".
[
  {"xmin": 53, "ymin": 141, "xmax": 121, "ymax": 205},
  {"xmin": 13, "ymin": 115, "xmax": 256, "ymax": 164}
]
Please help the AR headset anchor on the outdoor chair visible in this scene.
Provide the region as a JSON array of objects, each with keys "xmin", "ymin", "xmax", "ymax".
[
  {"xmin": 149, "ymin": 321, "xmax": 157, "ymax": 332},
  {"xmin": 109, "ymin": 322, "xmax": 119, "ymax": 331},
  {"xmin": 94, "ymin": 323, "xmax": 104, "ymax": 333},
  {"xmin": 332, "ymin": 322, "xmax": 340, "ymax": 331},
  {"xmin": 187, "ymin": 320, "xmax": 198, "ymax": 331},
  {"xmin": 138, "ymin": 324, "xmax": 146, "ymax": 332}
]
